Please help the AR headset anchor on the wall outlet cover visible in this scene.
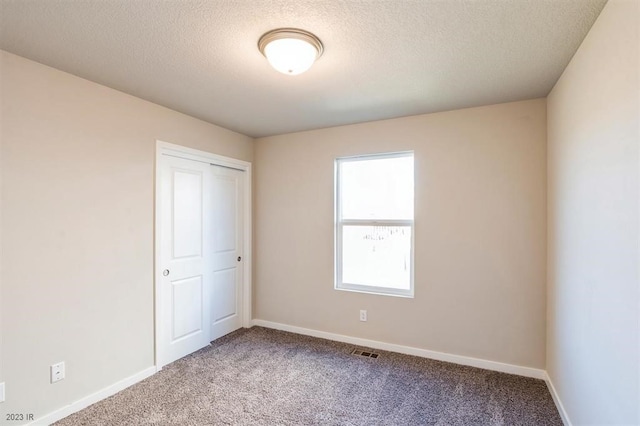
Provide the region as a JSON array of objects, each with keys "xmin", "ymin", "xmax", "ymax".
[
  {"xmin": 359, "ymin": 310, "xmax": 367, "ymax": 322},
  {"xmin": 51, "ymin": 362, "xmax": 65, "ymax": 383}
]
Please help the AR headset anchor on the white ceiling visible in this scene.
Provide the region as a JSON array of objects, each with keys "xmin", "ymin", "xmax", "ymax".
[{"xmin": 0, "ymin": 0, "xmax": 607, "ymax": 138}]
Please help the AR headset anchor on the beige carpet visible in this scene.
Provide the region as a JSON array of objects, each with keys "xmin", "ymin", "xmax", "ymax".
[{"xmin": 55, "ymin": 327, "xmax": 562, "ymax": 425}]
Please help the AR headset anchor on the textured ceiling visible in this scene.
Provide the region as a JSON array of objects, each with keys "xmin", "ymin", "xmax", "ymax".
[{"xmin": 0, "ymin": 0, "xmax": 607, "ymax": 138}]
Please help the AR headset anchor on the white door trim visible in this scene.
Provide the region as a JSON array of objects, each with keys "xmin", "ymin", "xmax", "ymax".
[{"xmin": 154, "ymin": 140, "xmax": 252, "ymax": 370}]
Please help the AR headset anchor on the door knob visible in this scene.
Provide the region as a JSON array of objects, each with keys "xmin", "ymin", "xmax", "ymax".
[
  {"xmin": 163, "ymin": 269, "xmax": 170, "ymax": 276},
  {"xmin": 237, "ymin": 256, "xmax": 242, "ymax": 262}
]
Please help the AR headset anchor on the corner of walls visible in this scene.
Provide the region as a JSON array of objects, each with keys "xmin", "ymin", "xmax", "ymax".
[{"xmin": 546, "ymin": 0, "xmax": 640, "ymax": 424}]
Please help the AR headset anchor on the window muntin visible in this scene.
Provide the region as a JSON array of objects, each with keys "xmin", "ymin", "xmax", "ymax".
[{"xmin": 335, "ymin": 152, "xmax": 414, "ymax": 297}]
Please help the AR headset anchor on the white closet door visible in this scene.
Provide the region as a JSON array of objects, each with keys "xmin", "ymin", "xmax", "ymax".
[
  {"xmin": 210, "ymin": 165, "xmax": 244, "ymax": 341},
  {"xmin": 158, "ymin": 155, "xmax": 213, "ymax": 367}
]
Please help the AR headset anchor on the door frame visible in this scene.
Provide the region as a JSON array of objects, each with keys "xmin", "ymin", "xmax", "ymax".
[{"xmin": 154, "ymin": 140, "xmax": 252, "ymax": 370}]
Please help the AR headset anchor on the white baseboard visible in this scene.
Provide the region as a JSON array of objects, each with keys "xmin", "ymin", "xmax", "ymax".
[
  {"xmin": 29, "ymin": 366, "xmax": 156, "ymax": 426},
  {"xmin": 252, "ymin": 319, "xmax": 546, "ymax": 380},
  {"xmin": 545, "ymin": 373, "xmax": 572, "ymax": 426}
]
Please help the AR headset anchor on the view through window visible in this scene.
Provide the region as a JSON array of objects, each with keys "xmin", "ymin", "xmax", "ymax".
[{"xmin": 335, "ymin": 152, "xmax": 414, "ymax": 297}]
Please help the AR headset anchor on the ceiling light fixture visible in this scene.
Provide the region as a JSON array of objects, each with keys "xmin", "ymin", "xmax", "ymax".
[{"xmin": 258, "ymin": 28, "xmax": 323, "ymax": 76}]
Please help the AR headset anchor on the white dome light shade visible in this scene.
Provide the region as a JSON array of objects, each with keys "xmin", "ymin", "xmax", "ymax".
[
  {"xmin": 258, "ymin": 28, "xmax": 323, "ymax": 76},
  {"xmin": 264, "ymin": 38, "xmax": 317, "ymax": 75}
]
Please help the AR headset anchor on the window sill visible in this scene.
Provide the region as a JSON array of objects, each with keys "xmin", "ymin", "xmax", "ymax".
[{"xmin": 334, "ymin": 285, "xmax": 414, "ymax": 299}]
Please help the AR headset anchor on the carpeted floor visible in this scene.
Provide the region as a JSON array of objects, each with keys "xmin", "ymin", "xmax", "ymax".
[{"xmin": 55, "ymin": 327, "xmax": 562, "ymax": 425}]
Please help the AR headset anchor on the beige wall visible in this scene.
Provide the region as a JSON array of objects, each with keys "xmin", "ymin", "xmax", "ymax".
[
  {"xmin": 0, "ymin": 50, "xmax": 253, "ymax": 421},
  {"xmin": 547, "ymin": 0, "xmax": 639, "ymax": 424},
  {"xmin": 254, "ymin": 99, "xmax": 547, "ymax": 369}
]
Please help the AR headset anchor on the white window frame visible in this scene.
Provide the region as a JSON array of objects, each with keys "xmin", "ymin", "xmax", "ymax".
[{"xmin": 334, "ymin": 151, "xmax": 415, "ymax": 298}]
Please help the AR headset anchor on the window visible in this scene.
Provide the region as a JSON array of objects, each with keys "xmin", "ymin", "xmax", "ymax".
[{"xmin": 335, "ymin": 152, "xmax": 414, "ymax": 297}]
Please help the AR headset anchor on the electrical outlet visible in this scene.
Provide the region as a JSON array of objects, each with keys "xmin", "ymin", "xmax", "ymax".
[
  {"xmin": 359, "ymin": 310, "xmax": 367, "ymax": 322},
  {"xmin": 0, "ymin": 382, "xmax": 5, "ymax": 402},
  {"xmin": 50, "ymin": 362, "xmax": 65, "ymax": 384}
]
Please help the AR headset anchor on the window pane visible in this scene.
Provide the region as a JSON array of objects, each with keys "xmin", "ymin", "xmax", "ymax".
[
  {"xmin": 342, "ymin": 225, "xmax": 411, "ymax": 290},
  {"xmin": 340, "ymin": 155, "xmax": 413, "ymax": 220}
]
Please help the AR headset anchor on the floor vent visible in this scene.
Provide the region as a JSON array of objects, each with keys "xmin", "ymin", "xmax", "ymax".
[{"xmin": 351, "ymin": 349, "xmax": 379, "ymax": 359}]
